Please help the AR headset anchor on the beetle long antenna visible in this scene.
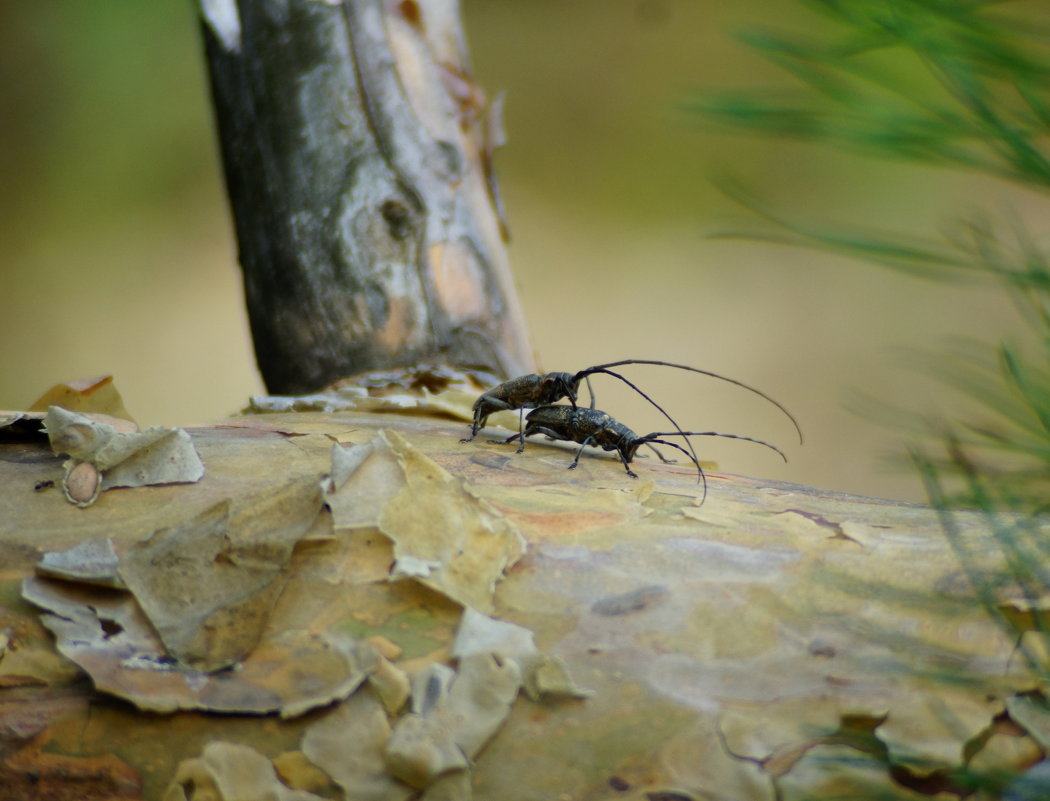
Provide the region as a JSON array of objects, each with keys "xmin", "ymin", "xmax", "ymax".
[
  {"xmin": 642, "ymin": 437, "xmax": 707, "ymax": 502},
  {"xmin": 583, "ymin": 359, "xmax": 803, "ymax": 445},
  {"xmin": 579, "ymin": 367, "xmax": 700, "ymax": 471},
  {"xmin": 650, "ymin": 431, "xmax": 788, "ymax": 462}
]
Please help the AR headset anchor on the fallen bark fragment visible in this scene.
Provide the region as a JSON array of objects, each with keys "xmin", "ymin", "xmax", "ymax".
[
  {"xmin": 451, "ymin": 607, "xmax": 592, "ymax": 701},
  {"xmin": 164, "ymin": 741, "xmax": 325, "ymax": 801},
  {"xmin": 43, "ymin": 406, "xmax": 205, "ymax": 507},
  {"xmin": 36, "ymin": 537, "xmax": 124, "ymax": 588},
  {"xmin": 118, "ymin": 477, "xmax": 323, "ymax": 671},
  {"xmin": 378, "ymin": 430, "xmax": 525, "ymax": 613},
  {"xmin": 21, "ymin": 574, "xmax": 377, "ymax": 717},
  {"xmin": 301, "ymin": 687, "xmax": 413, "ymax": 801},
  {"xmin": 386, "ymin": 652, "xmax": 521, "ymax": 790}
]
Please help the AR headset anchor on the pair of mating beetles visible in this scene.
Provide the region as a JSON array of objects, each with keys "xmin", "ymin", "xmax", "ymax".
[{"xmin": 460, "ymin": 360, "xmax": 802, "ymax": 503}]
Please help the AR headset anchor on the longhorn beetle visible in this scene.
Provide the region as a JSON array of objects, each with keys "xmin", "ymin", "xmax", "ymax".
[
  {"xmin": 460, "ymin": 359, "xmax": 803, "ymax": 451},
  {"xmin": 508, "ymin": 405, "xmax": 787, "ymax": 505}
]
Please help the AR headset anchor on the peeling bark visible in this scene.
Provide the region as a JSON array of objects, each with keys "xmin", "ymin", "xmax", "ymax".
[{"xmin": 1, "ymin": 408, "xmax": 1041, "ymax": 800}]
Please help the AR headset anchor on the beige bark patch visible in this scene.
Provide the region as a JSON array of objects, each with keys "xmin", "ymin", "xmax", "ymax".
[{"xmin": 378, "ymin": 429, "xmax": 525, "ymax": 613}]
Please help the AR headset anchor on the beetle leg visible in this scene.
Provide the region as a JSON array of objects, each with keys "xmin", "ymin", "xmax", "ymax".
[
  {"xmin": 499, "ymin": 422, "xmax": 546, "ymax": 449},
  {"xmin": 493, "ymin": 416, "xmax": 527, "ymax": 452},
  {"xmin": 645, "ymin": 443, "xmax": 676, "ymax": 464},
  {"xmin": 462, "ymin": 395, "xmax": 514, "ymax": 443},
  {"xmin": 515, "ymin": 407, "xmax": 526, "ymax": 451},
  {"xmin": 614, "ymin": 447, "xmax": 639, "ymax": 478},
  {"xmin": 568, "ymin": 436, "xmax": 596, "ymax": 470}
]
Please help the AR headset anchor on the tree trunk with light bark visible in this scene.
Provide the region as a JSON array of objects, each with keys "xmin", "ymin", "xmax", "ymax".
[{"xmin": 201, "ymin": 0, "xmax": 533, "ymax": 394}]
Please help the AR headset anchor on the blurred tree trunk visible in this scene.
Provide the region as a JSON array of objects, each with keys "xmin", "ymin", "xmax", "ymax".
[{"xmin": 200, "ymin": 0, "xmax": 533, "ymax": 394}]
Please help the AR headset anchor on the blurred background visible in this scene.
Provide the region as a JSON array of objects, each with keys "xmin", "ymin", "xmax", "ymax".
[{"xmin": 1, "ymin": 0, "xmax": 1040, "ymax": 502}]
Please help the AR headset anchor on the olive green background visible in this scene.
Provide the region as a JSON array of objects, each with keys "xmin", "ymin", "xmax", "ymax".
[{"xmin": 0, "ymin": 1, "xmax": 1033, "ymax": 501}]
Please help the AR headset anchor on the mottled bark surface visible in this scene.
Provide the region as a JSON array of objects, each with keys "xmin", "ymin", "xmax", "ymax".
[
  {"xmin": 1, "ymin": 407, "xmax": 1042, "ymax": 800},
  {"xmin": 201, "ymin": 0, "xmax": 533, "ymax": 393}
]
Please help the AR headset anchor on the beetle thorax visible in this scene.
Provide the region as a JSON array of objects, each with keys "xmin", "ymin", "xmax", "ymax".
[{"xmin": 539, "ymin": 372, "xmax": 578, "ymax": 404}]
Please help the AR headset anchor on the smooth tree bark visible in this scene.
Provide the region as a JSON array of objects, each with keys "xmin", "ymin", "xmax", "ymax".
[{"xmin": 200, "ymin": 0, "xmax": 534, "ymax": 394}]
